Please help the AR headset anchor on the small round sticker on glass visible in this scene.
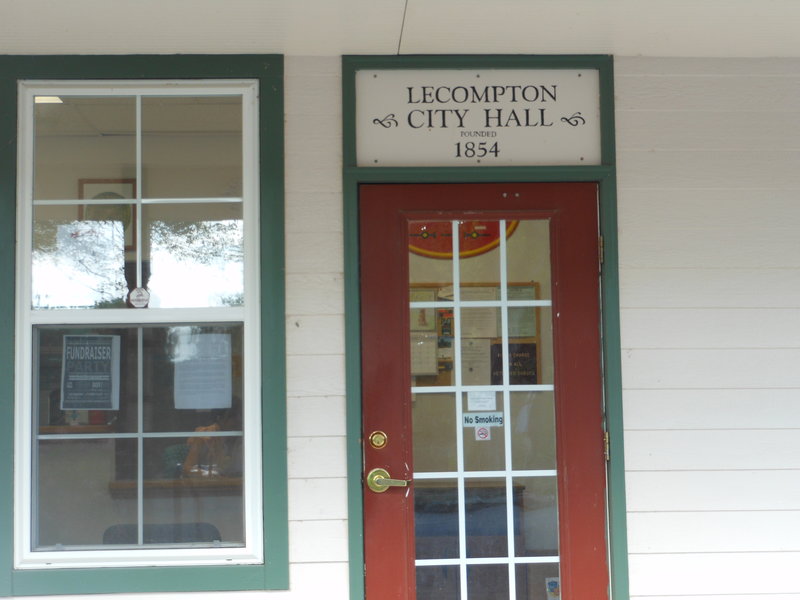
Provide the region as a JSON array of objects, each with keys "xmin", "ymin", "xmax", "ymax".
[{"xmin": 128, "ymin": 287, "xmax": 150, "ymax": 308}]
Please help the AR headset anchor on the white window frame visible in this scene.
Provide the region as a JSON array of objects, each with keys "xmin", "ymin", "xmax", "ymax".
[{"xmin": 14, "ymin": 80, "xmax": 263, "ymax": 569}]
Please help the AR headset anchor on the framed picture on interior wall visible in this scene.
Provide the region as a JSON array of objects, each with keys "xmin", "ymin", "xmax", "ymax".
[{"xmin": 78, "ymin": 178, "xmax": 137, "ymax": 251}]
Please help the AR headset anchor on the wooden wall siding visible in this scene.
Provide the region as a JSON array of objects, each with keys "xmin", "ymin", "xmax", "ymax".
[
  {"xmin": 283, "ymin": 56, "xmax": 350, "ymax": 598},
  {"xmin": 616, "ymin": 57, "xmax": 800, "ymax": 598}
]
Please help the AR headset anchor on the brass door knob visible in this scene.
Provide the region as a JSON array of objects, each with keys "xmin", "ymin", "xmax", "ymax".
[{"xmin": 366, "ymin": 468, "xmax": 411, "ymax": 493}]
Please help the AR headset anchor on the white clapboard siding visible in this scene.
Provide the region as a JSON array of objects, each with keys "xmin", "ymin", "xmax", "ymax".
[
  {"xmin": 286, "ymin": 231, "xmax": 344, "ymax": 274},
  {"xmin": 623, "ymin": 389, "xmax": 800, "ymax": 430},
  {"xmin": 620, "ymin": 267, "xmax": 800, "ymax": 308},
  {"xmin": 287, "ymin": 436, "xmax": 347, "ymax": 480},
  {"xmin": 628, "ymin": 511, "xmax": 800, "ymax": 553},
  {"xmin": 632, "ymin": 597, "xmax": 800, "ymax": 600},
  {"xmin": 617, "ymin": 57, "xmax": 800, "ymax": 598},
  {"xmin": 629, "ymin": 553, "xmax": 800, "ymax": 595},
  {"xmin": 625, "ymin": 429, "xmax": 800, "ymax": 471},
  {"xmin": 622, "ymin": 348, "xmax": 800, "ymax": 389},
  {"xmin": 618, "ymin": 192, "xmax": 800, "ymax": 269},
  {"xmin": 286, "ymin": 315, "xmax": 345, "ymax": 356},
  {"xmin": 286, "ymin": 273, "xmax": 345, "ymax": 315},
  {"xmin": 287, "ymin": 354, "xmax": 346, "ymax": 396},
  {"xmin": 289, "ymin": 520, "xmax": 349, "ymax": 563},
  {"xmin": 288, "ymin": 478, "xmax": 349, "ymax": 521},
  {"xmin": 621, "ymin": 308, "xmax": 800, "ymax": 348},
  {"xmin": 286, "ymin": 192, "xmax": 344, "ymax": 234},
  {"xmin": 626, "ymin": 470, "xmax": 800, "ymax": 512},
  {"xmin": 617, "ymin": 57, "xmax": 800, "ymax": 76},
  {"xmin": 287, "ymin": 396, "xmax": 346, "ymax": 438},
  {"xmin": 617, "ymin": 110, "xmax": 800, "ymax": 151},
  {"xmin": 283, "ymin": 56, "xmax": 350, "ymax": 597},
  {"xmin": 615, "ymin": 72, "xmax": 800, "ymax": 112},
  {"xmin": 618, "ymin": 149, "xmax": 800, "ymax": 189}
]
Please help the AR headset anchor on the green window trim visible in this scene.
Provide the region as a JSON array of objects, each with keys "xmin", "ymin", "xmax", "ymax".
[
  {"xmin": 0, "ymin": 55, "xmax": 287, "ymax": 596},
  {"xmin": 341, "ymin": 54, "xmax": 629, "ymax": 600}
]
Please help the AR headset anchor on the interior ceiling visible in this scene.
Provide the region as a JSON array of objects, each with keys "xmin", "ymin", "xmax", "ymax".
[{"xmin": 3, "ymin": 0, "xmax": 800, "ymax": 58}]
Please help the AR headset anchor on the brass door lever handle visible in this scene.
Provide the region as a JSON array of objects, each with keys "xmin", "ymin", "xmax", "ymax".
[{"xmin": 366, "ymin": 468, "xmax": 411, "ymax": 493}]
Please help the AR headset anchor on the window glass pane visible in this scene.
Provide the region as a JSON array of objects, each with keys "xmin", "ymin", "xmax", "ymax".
[
  {"xmin": 34, "ymin": 97, "xmax": 136, "ymax": 201},
  {"xmin": 36, "ymin": 439, "xmax": 138, "ymax": 548},
  {"xmin": 141, "ymin": 96, "xmax": 242, "ymax": 199},
  {"xmin": 32, "ymin": 205, "xmax": 130, "ymax": 309},
  {"xmin": 36, "ymin": 326, "xmax": 138, "ymax": 434},
  {"xmin": 143, "ymin": 203, "xmax": 244, "ymax": 308},
  {"xmin": 142, "ymin": 438, "xmax": 244, "ymax": 546},
  {"xmin": 33, "ymin": 323, "xmax": 245, "ymax": 549},
  {"xmin": 143, "ymin": 324, "xmax": 243, "ymax": 436}
]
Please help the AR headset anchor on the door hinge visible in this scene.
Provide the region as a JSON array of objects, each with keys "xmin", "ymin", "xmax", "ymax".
[
  {"xmin": 598, "ymin": 235, "xmax": 605, "ymax": 269},
  {"xmin": 603, "ymin": 431, "xmax": 610, "ymax": 462}
]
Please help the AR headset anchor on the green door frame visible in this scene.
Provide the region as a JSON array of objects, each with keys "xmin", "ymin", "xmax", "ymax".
[{"xmin": 342, "ymin": 54, "xmax": 629, "ymax": 600}]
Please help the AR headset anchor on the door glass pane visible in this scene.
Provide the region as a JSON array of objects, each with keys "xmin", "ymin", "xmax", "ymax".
[
  {"xmin": 413, "ymin": 393, "xmax": 457, "ymax": 473},
  {"xmin": 415, "ymin": 480, "xmax": 459, "ymax": 559},
  {"xmin": 417, "ymin": 565, "xmax": 460, "ymax": 600},
  {"xmin": 467, "ymin": 565, "xmax": 509, "ymax": 600},
  {"xmin": 34, "ymin": 97, "xmax": 136, "ymax": 201},
  {"xmin": 141, "ymin": 96, "xmax": 242, "ymax": 199},
  {"xmin": 409, "ymin": 222, "xmax": 454, "ymax": 288},
  {"xmin": 410, "ymin": 218, "xmax": 559, "ymax": 598},
  {"xmin": 459, "ymin": 221, "xmax": 502, "ymax": 287},
  {"xmin": 465, "ymin": 478, "xmax": 507, "ymax": 558},
  {"xmin": 463, "ymin": 392, "xmax": 504, "ymax": 472},
  {"xmin": 514, "ymin": 477, "xmax": 559, "ymax": 557},
  {"xmin": 515, "ymin": 564, "xmax": 560, "ymax": 600},
  {"xmin": 510, "ymin": 392, "xmax": 556, "ymax": 471},
  {"xmin": 505, "ymin": 219, "xmax": 551, "ymax": 301}
]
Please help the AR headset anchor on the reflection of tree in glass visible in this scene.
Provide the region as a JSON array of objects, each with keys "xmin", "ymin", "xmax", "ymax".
[
  {"xmin": 148, "ymin": 220, "xmax": 243, "ymax": 265},
  {"xmin": 148, "ymin": 219, "xmax": 244, "ymax": 307},
  {"xmin": 32, "ymin": 219, "xmax": 127, "ymax": 308}
]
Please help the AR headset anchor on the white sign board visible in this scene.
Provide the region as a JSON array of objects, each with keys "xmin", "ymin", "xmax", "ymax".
[{"xmin": 356, "ymin": 69, "xmax": 601, "ymax": 167}]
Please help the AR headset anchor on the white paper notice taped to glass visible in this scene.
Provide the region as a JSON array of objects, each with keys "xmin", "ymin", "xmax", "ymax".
[
  {"xmin": 467, "ymin": 391, "xmax": 496, "ymax": 411},
  {"xmin": 356, "ymin": 69, "xmax": 601, "ymax": 166},
  {"xmin": 173, "ymin": 332, "xmax": 233, "ymax": 409}
]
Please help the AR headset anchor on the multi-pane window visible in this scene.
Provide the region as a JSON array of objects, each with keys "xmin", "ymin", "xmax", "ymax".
[{"xmin": 15, "ymin": 81, "xmax": 261, "ymax": 569}]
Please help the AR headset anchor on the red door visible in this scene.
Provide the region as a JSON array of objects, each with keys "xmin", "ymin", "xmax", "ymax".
[{"xmin": 360, "ymin": 183, "xmax": 607, "ymax": 600}]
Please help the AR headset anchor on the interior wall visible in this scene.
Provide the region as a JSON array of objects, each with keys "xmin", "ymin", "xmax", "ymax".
[{"xmin": 616, "ymin": 57, "xmax": 800, "ymax": 597}]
